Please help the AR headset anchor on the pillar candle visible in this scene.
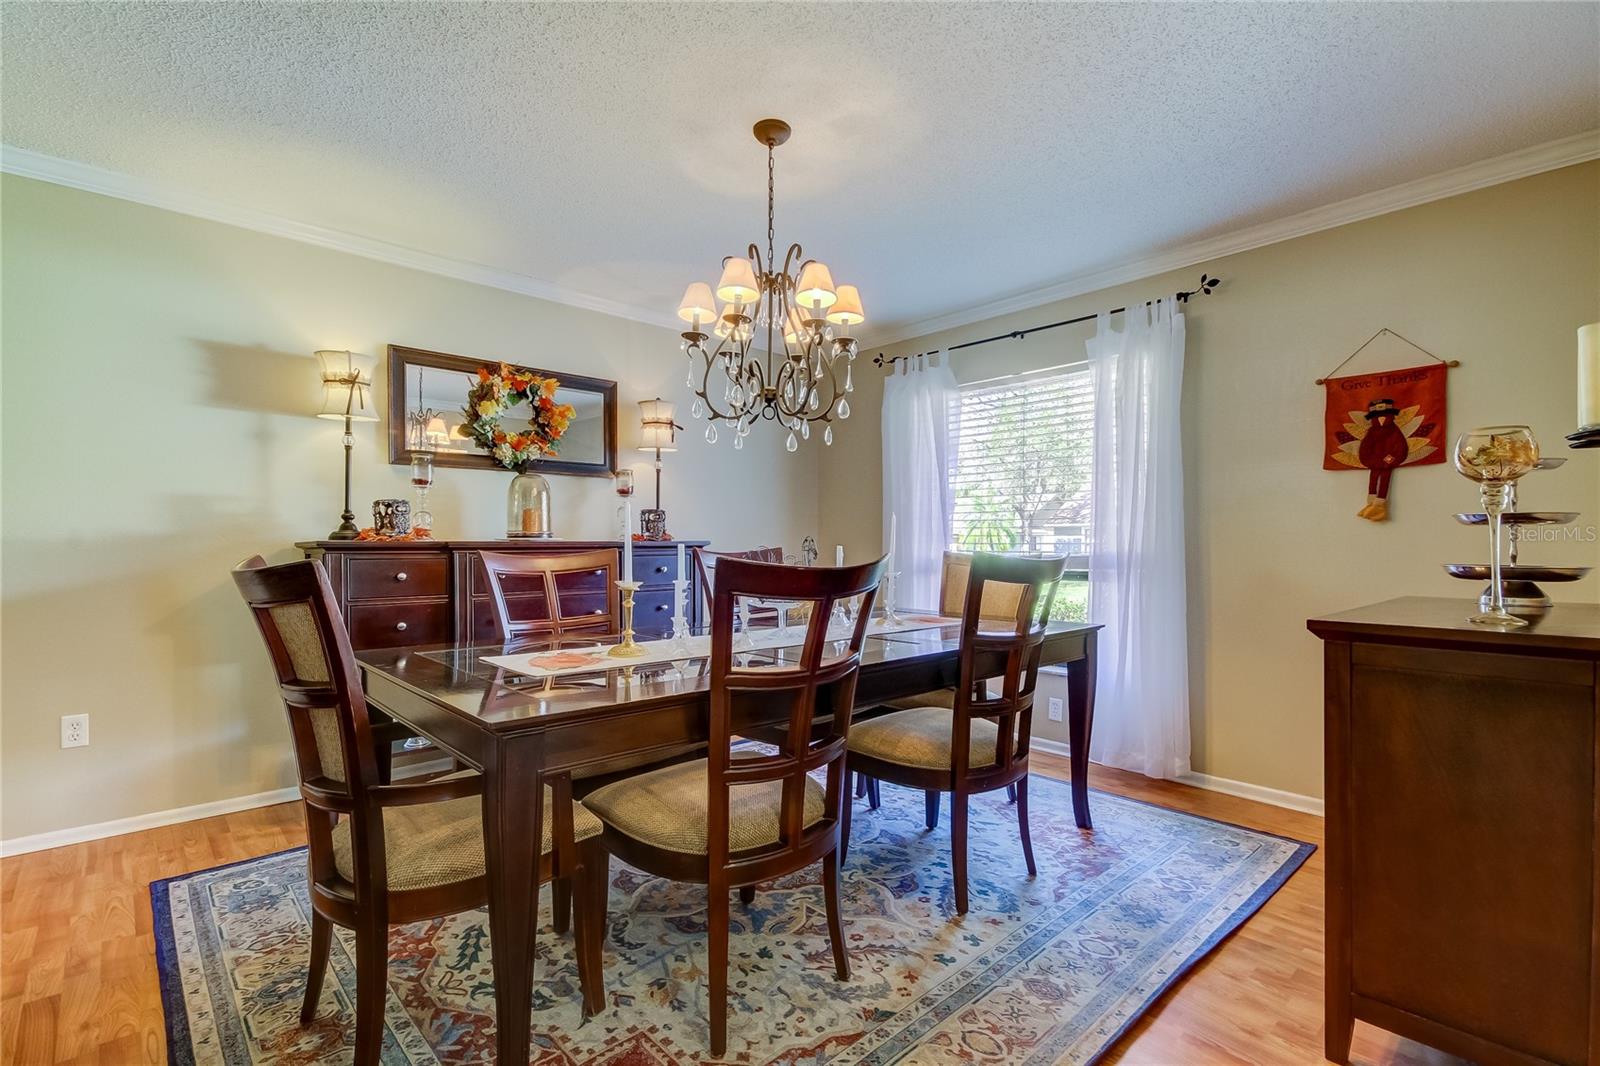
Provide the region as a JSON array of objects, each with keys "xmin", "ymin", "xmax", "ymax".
[
  {"xmin": 835, "ymin": 544, "xmax": 844, "ymax": 566},
  {"xmin": 1580, "ymin": 323, "xmax": 1600, "ymax": 431},
  {"xmin": 621, "ymin": 501, "xmax": 633, "ymax": 582}
]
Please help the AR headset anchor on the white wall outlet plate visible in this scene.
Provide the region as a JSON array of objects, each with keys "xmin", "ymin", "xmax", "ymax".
[
  {"xmin": 61, "ymin": 713, "xmax": 89, "ymax": 748},
  {"xmin": 1047, "ymin": 697, "xmax": 1064, "ymax": 722}
]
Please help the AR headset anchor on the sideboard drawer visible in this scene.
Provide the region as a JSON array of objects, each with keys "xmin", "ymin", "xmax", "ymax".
[
  {"xmin": 634, "ymin": 547, "xmax": 684, "ymax": 584},
  {"xmin": 348, "ymin": 601, "xmax": 451, "ymax": 648},
  {"xmin": 634, "ymin": 587, "xmax": 678, "ymax": 640},
  {"xmin": 347, "ymin": 555, "xmax": 449, "ymax": 601}
]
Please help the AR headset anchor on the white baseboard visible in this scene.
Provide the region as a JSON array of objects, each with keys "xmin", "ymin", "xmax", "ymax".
[
  {"xmin": 1030, "ymin": 738, "xmax": 1324, "ymax": 816},
  {"xmin": 1174, "ymin": 772, "xmax": 1324, "ymax": 816},
  {"xmin": 0, "ymin": 757, "xmax": 457, "ymax": 858}
]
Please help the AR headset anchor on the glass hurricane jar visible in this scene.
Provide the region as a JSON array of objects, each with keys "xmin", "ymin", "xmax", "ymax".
[
  {"xmin": 507, "ymin": 469, "xmax": 552, "ymax": 538},
  {"xmin": 1452, "ymin": 425, "xmax": 1539, "ymax": 627}
]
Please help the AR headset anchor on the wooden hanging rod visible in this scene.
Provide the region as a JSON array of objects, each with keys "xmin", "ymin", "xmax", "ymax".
[{"xmin": 872, "ymin": 273, "xmax": 1222, "ymax": 369}]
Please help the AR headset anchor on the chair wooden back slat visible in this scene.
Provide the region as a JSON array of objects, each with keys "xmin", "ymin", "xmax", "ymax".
[
  {"xmin": 706, "ymin": 556, "xmax": 885, "ymax": 879},
  {"xmin": 949, "ymin": 553, "xmax": 1066, "ymax": 783},
  {"xmin": 479, "ymin": 548, "xmax": 621, "ymax": 640},
  {"xmin": 694, "ymin": 546, "xmax": 785, "ymax": 618},
  {"xmin": 232, "ymin": 555, "xmax": 389, "ymax": 899}
]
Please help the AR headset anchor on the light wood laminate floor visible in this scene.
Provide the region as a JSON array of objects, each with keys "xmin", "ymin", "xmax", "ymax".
[{"xmin": 1, "ymin": 756, "xmax": 1464, "ymax": 1065}]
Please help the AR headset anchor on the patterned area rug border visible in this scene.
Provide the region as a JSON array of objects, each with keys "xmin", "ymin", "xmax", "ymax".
[{"xmin": 150, "ymin": 777, "xmax": 1313, "ymax": 1065}]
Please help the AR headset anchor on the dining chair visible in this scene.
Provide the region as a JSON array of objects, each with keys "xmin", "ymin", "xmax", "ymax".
[
  {"xmin": 478, "ymin": 546, "xmax": 703, "ymax": 934},
  {"xmin": 858, "ymin": 550, "xmax": 1032, "ymax": 815},
  {"xmin": 693, "ymin": 545, "xmax": 784, "ymax": 622},
  {"xmin": 844, "ymin": 552, "xmax": 1065, "ymax": 914},
  {"xmin": 582, "ymin": 555, "xmax": 885, "ymax": 1056},
  {"xmin": 231, "ymin": 556, "xmax": 608, "ymax": 1063},
  {"xmin": 479, "ymin": 547, "xmax": 621, "ymax": 640}
]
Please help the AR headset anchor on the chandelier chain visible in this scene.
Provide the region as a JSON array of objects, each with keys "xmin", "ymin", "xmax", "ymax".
[{"xmin": 766, "ymin": 143, "xmax": 776, "ymax": 271}]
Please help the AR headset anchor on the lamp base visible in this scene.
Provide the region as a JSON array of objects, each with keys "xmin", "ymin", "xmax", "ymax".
[
  {"xmin": 640, "ymin": 508, "xmax": 669, "ymax": 540},
  {"xmin": 328, "ymin": 515, "xmax": 360, "ymax": 540}
]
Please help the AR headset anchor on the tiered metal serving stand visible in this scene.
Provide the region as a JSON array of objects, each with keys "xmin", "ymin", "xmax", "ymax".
[{"xmin": 1446, "ymin": 457, "xmax": 1591, "ymax": 612}]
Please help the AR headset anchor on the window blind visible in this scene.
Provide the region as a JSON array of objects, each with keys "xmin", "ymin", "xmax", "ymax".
[{"xmin": 947, "ymin": 366, "xmax": 1094, "ymax": 568}]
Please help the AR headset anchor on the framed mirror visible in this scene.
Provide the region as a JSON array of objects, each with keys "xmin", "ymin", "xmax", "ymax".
[{"xmin": 386, "ymin": 345, "xmax": 618, "ymax": 477}]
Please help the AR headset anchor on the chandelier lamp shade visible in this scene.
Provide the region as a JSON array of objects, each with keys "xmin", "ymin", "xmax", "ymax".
[
  {"xmin": 676, "ymin": 118, "xmax": 864, "ymax": 453},
  {"xmin": 314, "ymin": 349, "xmax": 378, "ymax": 540}
]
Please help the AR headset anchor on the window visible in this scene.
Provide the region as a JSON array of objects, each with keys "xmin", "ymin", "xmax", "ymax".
[{"xmin": 947, "ymin": 365, "xmax": 1093, "ymax": 620}]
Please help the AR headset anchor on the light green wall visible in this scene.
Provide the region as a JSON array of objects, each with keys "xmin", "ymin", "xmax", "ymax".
[
  {"xmin": 821, "ymin": 162, "xmax": 1600, "ymax": 799},
  {"xmin": 0, "ymin": 174, "xmax": 819, "ymax": 842}
]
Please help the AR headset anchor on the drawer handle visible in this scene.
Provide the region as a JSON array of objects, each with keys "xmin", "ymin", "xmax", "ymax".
[
  {"xmin": 594, "ymin": 608, "xmax": 605, "ymax": 615},
  {"xmin": 656, "ymin": 565, "xmax": 669, "ymax": 573},
  {"xmin": 655, "ymin": 603, "xmax": 668, "ymax": 611},
  {"xmin": 395, "ymin": 571, "xmax": 408, "ymax": 582},
  {"xmin": 395, "ymin": 621, "xmax": 408, "ymax": 632}
]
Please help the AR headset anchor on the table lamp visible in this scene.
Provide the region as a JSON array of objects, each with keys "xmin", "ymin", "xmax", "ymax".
[
  {"xmin": 637, "ymin": 397, "xmax": 682, "ymax": 540},
  {"xmin": 315, "ymin": 349, "xmax": 379, "ymax": 539}
]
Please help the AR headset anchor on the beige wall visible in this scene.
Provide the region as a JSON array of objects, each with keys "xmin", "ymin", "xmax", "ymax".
[
  {"xmin": 0, "ymin": 175, "xmax": 819, "ymax": 842},
  {"xmin": 821, "ymin": 162, "xmax": 1600, "ymax": 799}
]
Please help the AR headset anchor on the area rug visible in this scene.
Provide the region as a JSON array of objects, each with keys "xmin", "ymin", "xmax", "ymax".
[{"xmin": 152, "ymin": 777, "xmax": 1311, "ymax": 1065}]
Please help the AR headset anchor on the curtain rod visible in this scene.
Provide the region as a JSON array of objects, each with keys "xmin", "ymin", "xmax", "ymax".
[{"xmin": 871, "ymin": 273, "xmax": 1222, "ymax": 369}]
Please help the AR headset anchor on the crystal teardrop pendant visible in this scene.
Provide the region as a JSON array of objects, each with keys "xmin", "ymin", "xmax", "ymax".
[
  {"xmin": 785, "ymin": 431, "xmax": 798, "ymax": 452},
  {"xmin": 706, "ymin": 423, "xmax": 718, "ymax": 444},
  {"xmin": 685, "ymin": 364, "xmax": 694, "ymax": 386},
  {"xmin": 845, "ymin": 365, "xmax": 854, "ymax": 393},
  {"xmin": 801, "ymin": 420, "xmax": 810, "ymax": 440},
  {"xmin": 733, "ymin": 434, "xmax": 743, "ymax": 450},
  {"xmin": 691, "ymin": 397, "xmax": 704, "ymax": 419},
  {"xmin": 731, "ymin": 384, "xmax": 743, "ymax": 405},
  {"xmin": 824, "ymin": 424, "xmax": 834, "ymax": 445},
  {"xmin": 839, "ymin": 398, "xmax": 851, "ymax": 419}
]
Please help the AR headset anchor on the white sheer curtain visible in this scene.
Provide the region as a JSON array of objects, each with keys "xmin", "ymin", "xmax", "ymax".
[
  {"xmin": 1085, "ymin": 298, "xmax": 1191, "ymax": 779},
  {"xmin": 881, "ymin": 352, "xmax": 958, "ymax": 608}
]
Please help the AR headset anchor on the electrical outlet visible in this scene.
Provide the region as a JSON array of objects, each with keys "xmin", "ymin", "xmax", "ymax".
[
  {"xmin": 61, "ymin": 713, "xmax": 89, "ymax": 748},
  {"xmin": 1047, "ymin": 697, "xmax": 1064, "ymax": 723}
]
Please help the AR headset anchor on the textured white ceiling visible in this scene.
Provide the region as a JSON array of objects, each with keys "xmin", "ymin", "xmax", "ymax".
[{"xmin": 3, "ymin": 2, "xmax": 1597, "ymax": 339}]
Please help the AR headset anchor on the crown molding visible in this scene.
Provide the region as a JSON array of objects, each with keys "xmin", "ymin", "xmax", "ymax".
[
  {"xmin": 0, "ymin": 145, "xmax": 682, "ymax": 332},
  {"xmin": 861, "ymin": 129, "xmax": 1600, "ymax": 348},
  {"xmin": 6, "ymin": 131, "xmax": 1596, "ymax": 348}
]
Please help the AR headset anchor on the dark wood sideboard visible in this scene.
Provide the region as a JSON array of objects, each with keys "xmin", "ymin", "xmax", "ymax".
[
  {"xmin": 298, "ymin": 539, "xmax": 709, "ymax": 649},
  {"xmin": 1309, "ymin": 597, "xmax": 1600, "ymax": 1066}
]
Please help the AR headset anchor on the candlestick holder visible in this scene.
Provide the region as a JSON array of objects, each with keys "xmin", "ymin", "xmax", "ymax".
[{"xmin": 608, "ymin": 580, "xmax": 648, "ymax": 658}]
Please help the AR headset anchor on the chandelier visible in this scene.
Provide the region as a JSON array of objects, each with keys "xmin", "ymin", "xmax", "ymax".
[{"xmin": 676, "ymin": 118, "xmax": 865, "ymax": 453}]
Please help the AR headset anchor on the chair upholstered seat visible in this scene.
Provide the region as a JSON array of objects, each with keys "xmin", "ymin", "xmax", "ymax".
[
  {"xmin": 331, "ymin": 778, "xmax": 602, "ymax": 891},
  {"xmin": 583, "ymin": 752, "xmax": 825, "ymax": 856},
  {"xmin": 848, "ymin": 707, "xmax": 999, "ymax": 771},
  {"xmin": 882, "ymin": 687, "xmax": 956, "ymax": 712}
]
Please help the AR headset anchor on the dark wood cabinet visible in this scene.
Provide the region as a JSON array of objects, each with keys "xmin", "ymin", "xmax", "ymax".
[
  {"xmin": 1309, "ymin": 597, "xmax": 1600, "ymax": 1066},
  {"xmin": 298, "ymin": 539, "xmax": 708, "ymax": 649}
]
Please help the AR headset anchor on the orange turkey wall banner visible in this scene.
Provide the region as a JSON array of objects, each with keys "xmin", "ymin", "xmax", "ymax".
[{"xmin": 1323, "ymin": 362, "xmax": 1448, "ymax": 522}]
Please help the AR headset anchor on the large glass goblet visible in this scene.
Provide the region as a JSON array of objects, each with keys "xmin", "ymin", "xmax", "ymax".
[
  {"xmin": 409, "ymin": 451, "xmax": 435, "ymax": 535},
  {"xmin": 1452, "ymin": 426, "xmax": 1539, "ymax": 628}
]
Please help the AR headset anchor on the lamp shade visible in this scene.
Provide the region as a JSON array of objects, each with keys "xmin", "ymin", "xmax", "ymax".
[
  {"xmin": 794, "ymin": 261, "xmax": 837, "ymax": 311},
  {"xmin": 314, "ymin": 350, "xmax": 378, "ymax": 421},
  {"xmin": 716, "ymin": 257, "xmax": 760, "ymax": 304},
  {"xmin": 424, "ymin": 415, "xmax": 450, "ymax": 444},
  {"xmin": 677, "ymin": 282, "xmax": 718, "ymax": 325},
  {"xmin": 826, "ymin": 284, "xmax": 865, "ymax": 326},
  {"xmin": 638, "ymin": 397, "xmax": 678, "ymax": 452}
]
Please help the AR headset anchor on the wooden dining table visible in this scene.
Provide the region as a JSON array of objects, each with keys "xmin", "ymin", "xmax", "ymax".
[{"xmin": 356, "ymin": 616, "xmax": 1099, "ymax": 1064}]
